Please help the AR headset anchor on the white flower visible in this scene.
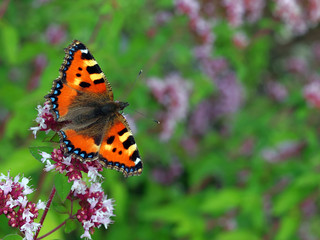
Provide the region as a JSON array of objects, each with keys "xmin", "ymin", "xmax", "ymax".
[
  {"xmin": 36, "ymin": 200, "xmax": 46, "ymax": 210},
  {"xmin": 80, "ymin": 221, "xmax": 95, "ymax": 239},
  {"xmin": 17, "ymin": 196, "xmax": 29, "ymax": 208},
  {"xmin": 87, "ymin": 197, "xmax": 98, "ymax": 209},
  {"xmin": 87, "ymin": 166, "xmax": 102, "ymax": 182},
  {"xmin": 22, "ymin": 208, "xmax": 34, "ymax": 222},
  {"xmin": 71, "ymin": 180, "xmax": 87, "ymax": 195},
  {"xmin": 40, "ymin": 151, "xmax": 52, "ymax": 163},
  {"xmin": 62, "ymin": 156, "xmax": 72, "ymax": 165},
  {"xmin": 89, "ymin": 183, "xmax": 102, "ymax": 193},
  {"xmin": 44, "ymin": 160, "xmax": 55, "ymax": 172}
]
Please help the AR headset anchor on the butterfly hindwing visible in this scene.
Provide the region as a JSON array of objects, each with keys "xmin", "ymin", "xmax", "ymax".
[{"xmin": 99, "ymin": 113, "xmax": 142, "ymax": 177}]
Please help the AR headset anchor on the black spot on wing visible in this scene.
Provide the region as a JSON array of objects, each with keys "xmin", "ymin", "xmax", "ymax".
[
  {"xmin": 107, "ymin": 136, "xmax": 115, "ymax": 144},
  {"xmin": 76, "ymin": 73, "xmax": 81, "ymax": 77},
  {"xmin": 130, "ymin": 150, "xmax": 140, "ymax": 161},
  {"xmin": 118, "ymin": 128, "xmax": 128, "ymax": 136},
  {"xmin": 77, "ymin": 43, "xmax": 86, "ymax": 50},
  {"xmin": 112, "ymin": 148, "xmax": 116, "ymax": 152},
  {"xmin": 93, "ymin": 78, "xmax": 104, "ymax": 84},
  {"xmin": 123, "ymin": 136, "xmax": 135, "ymax": 149},
  {"xmin": 87, "ymin": 65, "xmax": 102, "ymax": 74},
  {"xmin": 93, "ymin": 135, "xmax": 101, "ymax": 146},
  {"xmin": 79, "ymin": 82, "xmax": 91, "ymax": 88},
  {"xmin": 81, "ymin": 52, "xmax": 93, "ymax": 60}
]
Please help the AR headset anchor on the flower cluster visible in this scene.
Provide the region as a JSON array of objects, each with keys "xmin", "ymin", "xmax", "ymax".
[
  {"xmin": 30, "ymin": 102, "xmax": 57, "ymax": 138},
  {"xmin": 147, "ymin": 73, "xmax": 191, "ymax": 141},
  {"xmin": 40, "ymin": 148, "xmax": 103, "ymax": 183},
  {"xmin": 0, "ymin": 172, "xmax": 46, "ymax": 240},
  {"xmin": 71, "ymin": 181, "xmax": 114, "ymax": 239}
]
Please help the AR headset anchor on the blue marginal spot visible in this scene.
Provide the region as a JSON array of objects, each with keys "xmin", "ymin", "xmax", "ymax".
[
  {"xmin": 64, "ymin": 140, "xmax": 69, "ymax": 145},
  {"xmin": 108, "ymin": 162, "xmax": 112, "ymax": 165},
  {"xmin": 71, "ymin": 47, "xmax": 75, "ymax": 51},
  {"xmin": 69, "ymin": 55, "xmax": 73, "ymax": 60},
  {"xmin": 60, "ymin": 131, "xmax": 66, "ymax": 138},
  {"xmin": 130, "ymin": 168, "xmax": 134, "ymax": 172},
  {"xmin": 115, "ymin": 162, "xmax": 119, "ymax": 167},
  {"xmin": 66, "ymin": 61, "xmax": 70, "ymax": 66},
  {"xmin": 56, "ymin": 82, "xmax": 61, "ymax": 88},
  {"xmin": 52, "ymin": 104, "xmax": 57, "ymax": 109},
  {"xmin": 55, "ymin": 111, "xmax": 59, "ymax": 119},
  {"xmin": 64, "ymin": 67, "xmax": 67, "ymax": 71},
  {"xmin": 63, "ymin": 73, "xmax": 66, "ymax": 78},
  {"xmin": 74, "ymin": 149, "xmax": 80, "ymax": 154},
  {"xmin": 87, "ymin": 154, "xmax": 93, "ymax": 158},
  {"xmin": 67, "ymin": 146, "xmax": 72, "ymax": 152},
  {"xmin": 69, "ymin": 50, "xmax": 72, "ymax": 55},
  {"xmin": 80, "ymin": 152, "xmax": 86, "ymax": 158},
  {"xmin": 54, "ymin": 90, "xmax": 58, "ymax": 95},
  {"xmin": 50, "ymin": 97, "xmax": 56, "ymax": 102},
  {"xmin": 125, "ymin": 167, "xmax": 129, "ymax": 172}
]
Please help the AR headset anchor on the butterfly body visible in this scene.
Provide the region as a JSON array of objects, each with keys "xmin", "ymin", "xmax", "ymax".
[{"xmin": 45, "ymin": 40, "xmax": 142, "ymax": 177}]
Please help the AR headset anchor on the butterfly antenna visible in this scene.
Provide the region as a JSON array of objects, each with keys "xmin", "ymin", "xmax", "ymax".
[
  {"xmin": 121, "ymin": 70, "xmax": 143, "ymax": 100},
  {"xmin": 135, "ymin": 110, "xmax": 160, "ymax": 125}
]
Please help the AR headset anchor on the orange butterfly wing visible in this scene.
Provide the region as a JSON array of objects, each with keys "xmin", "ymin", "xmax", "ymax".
[
  {"xmin": 99, "ymin": 113, "xmax": 142, "ymax": 177},
  {"xmin": 45, "ymin": 40, "xmax": 142, "ymax": 177}
]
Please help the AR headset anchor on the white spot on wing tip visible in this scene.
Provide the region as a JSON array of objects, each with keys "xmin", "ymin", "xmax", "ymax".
[
  {"xmin": 134, "ymin": 158, "xmax": 141, "ymax": 165},
  {"xmin": 80, "ymin": 49, "xmax": 88, "ymax": 54}
]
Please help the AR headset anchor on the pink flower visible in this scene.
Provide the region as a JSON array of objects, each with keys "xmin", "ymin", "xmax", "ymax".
[{"xmin": 0, "ymin": 172, "xmax": 45, "ymax": 240}]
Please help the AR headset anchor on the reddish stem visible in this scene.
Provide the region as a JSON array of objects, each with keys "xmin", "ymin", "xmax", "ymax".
[
  {"xmin": 34, "ymin": 186, "xmax": 56, "ymax": 240},
  {"xmin": 37, "ymin": 214, "xmax": 77, "ymax": 240}
]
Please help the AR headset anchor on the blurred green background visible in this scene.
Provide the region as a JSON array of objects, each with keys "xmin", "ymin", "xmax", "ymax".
[{"xmin": 2, "ymin": 0, "xmax": 320, "ymax": 239}]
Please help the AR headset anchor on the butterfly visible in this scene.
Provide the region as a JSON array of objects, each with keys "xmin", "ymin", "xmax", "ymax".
[{"xmin": 45, "ymin": 40, "xmax": 142, "ymax": 177}]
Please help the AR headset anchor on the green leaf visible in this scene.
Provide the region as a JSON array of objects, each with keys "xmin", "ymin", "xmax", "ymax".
[
  {"xmin": 3, "ymin": 234, "xmax": 23, "ymax": 240},
  {"xmin": 54, "ymin": 174, "xmax": 72, "ymax": 202},
  {"xmin": 64, "ymin": 219, "xmax": 78, "ymax": 233},
  {"xmin": 29, "ymin": 146, "xmax": 54, "ymax": 162}
]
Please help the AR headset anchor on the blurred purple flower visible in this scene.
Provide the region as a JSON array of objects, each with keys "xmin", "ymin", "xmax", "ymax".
[
  {"xmin": 175, "ymin": 0, "xmax": 200, "ymax": 18},
  {"xmin": 28, "ymin": 54, "xmax": 47, "ymax": 91},
  {"xmin": 244, "ymin": 0, "xmax": 265, "ymax": 23},
  {"xmin": 45, "ymin": 24, "xmax": 67, "ymax": 45},
  {"xmin": 222, "ymin": 0, "xmax": 245, "ymax": 27},
  {"xmin": 232, "ymin": 31, "xmax": 249, "ymax": 49},
  {"xmin": 274, "ymin": 0, "xmax": 307, "ymax": 34},
  {"xmin": 285, "ymin": 56, "xmax": 308, "ymax": 76},
  {"xmin": 155, "ymin": 11, "xmax": 173, "ymax": 25},
  {"xmin": 151, "ymin": 158, "xmax": 183, "ymax": 185},
  {"xmin": 304, "ymin": 80, "xmax": 320, "ymax": 108},
  {"xmin": 265, "ymin": 81, "xmax": 288, "ymax": 102},
  {"xmin": 147, "ymin": 73, "xmax": 191, "ymax": 141},
  {"xmin": 261, "ymin": 140, "xmax": 306, "ymax": 163}
]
